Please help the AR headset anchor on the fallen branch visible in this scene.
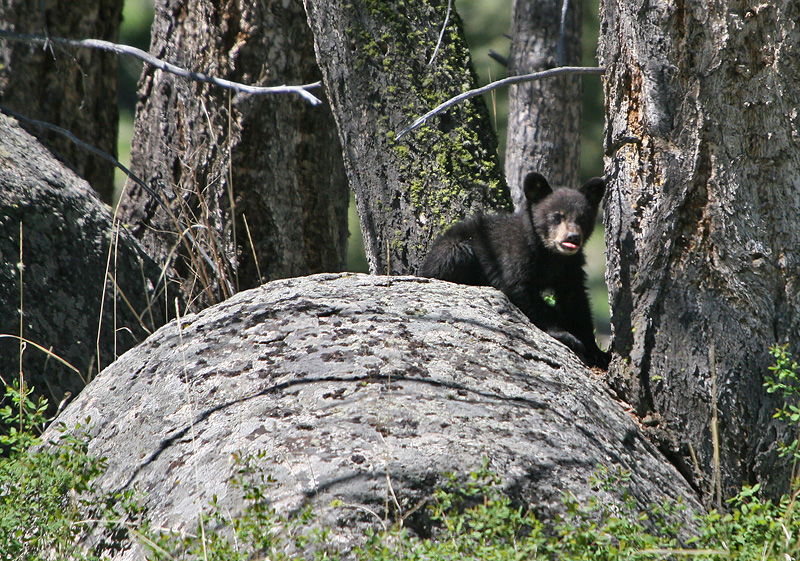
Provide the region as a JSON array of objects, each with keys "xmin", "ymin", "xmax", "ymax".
[
  {"xmin": 0, "ymin": 30, "xmax": 322, "ymax": 105},
  {"xmin": 395, "ymin": 65, "xmax": 604, "ymax": 140}
]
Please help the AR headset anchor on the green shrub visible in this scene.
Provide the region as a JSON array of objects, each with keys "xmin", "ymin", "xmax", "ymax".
[
  {"xmin": 0, "ymin": 383, "xmax": 141, "ymax": 561},
  {"xmin": 765, "ymin": 343, "xmax": 800, "ymax": 460},
  {"xmin": 0, "ymin": 379, "xmax": 49, "ymax": 456},
  {"xmin": 691, "ymin": 485, "xmax": 800, "ymax": 560}
]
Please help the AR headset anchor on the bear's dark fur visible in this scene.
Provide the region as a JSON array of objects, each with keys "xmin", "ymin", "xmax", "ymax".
[{"xmin": 419, "ymin": 172, "xmax": 610, "ymax": 368}]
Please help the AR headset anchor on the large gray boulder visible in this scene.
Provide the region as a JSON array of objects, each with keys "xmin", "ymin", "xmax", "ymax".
[
  {"xmin": 0, "ymin": 113, "xmax": 171, "ymax": 413},
  {"xmin": 45, "ymin": 273, "xmax": 701, "ymax": 558}
]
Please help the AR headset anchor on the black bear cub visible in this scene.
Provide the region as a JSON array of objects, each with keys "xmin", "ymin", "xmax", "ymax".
[{"xmin": 419, "ymin": 172, "xmax": 610, "ymax": 368}]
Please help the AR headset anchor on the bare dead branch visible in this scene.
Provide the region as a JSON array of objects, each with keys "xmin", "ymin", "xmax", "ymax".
[
  {"xmin": 428, "ymin": 0, "xmax": 453, "ymax": 66},
  {"xmin": 0, "ymin": 104, "xmax": 138, "ymax": 187},
  {"xmin": 488, "ymin": 50, "xmax": 508, "ymax": 67},
  {"xmin": 557, "ymin": 0, "xmax": 570, "ymax": 66},
  {"xmin": 0, "ymin": 30, "xmax": 323, "ymax": 105},
  {"xmin": 395, "ymin": 65, "xmax": 605, "ymax": 140}
]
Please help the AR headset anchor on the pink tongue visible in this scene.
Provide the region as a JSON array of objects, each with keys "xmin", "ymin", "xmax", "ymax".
[{"xmin": 562, "ymin": 242, "xmax": 578, "ymax": 250}]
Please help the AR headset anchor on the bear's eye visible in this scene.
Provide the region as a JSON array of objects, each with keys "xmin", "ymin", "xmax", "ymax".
[{"xmin": 552, "ymin": 212, "xmax": 564, "ymax": 223}]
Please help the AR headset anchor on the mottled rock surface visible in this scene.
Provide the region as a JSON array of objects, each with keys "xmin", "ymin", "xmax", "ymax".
[
  {"xmin": 46, "ymin": 273, "xmax": 701, "ymax": 558},
  {"xmin": 0, "ymin": 113, "xmax": 170, "ymax": 413}
]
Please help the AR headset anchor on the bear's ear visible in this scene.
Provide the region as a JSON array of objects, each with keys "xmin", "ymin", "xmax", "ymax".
[
  {"xmin": 579, "ymin": 177, "xmax": 606, "ymax": 207},
  {"xmin": 523, "ymin": 172, "xmax": 553, "ymax": 204}
]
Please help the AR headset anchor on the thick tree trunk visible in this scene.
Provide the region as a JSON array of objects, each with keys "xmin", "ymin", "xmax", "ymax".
[
  {"xmin": 600, "ymin": 0, "xmax": 800, "ymax": 500},
  {"xmin": 505, "ymin": 0, "xmax": 583, "ymax": 206},
  {"xmin": 118, "ymin": 0, "xmax": 348, "ymax": 311},
  {"xmin": 0, "ymin": 0, "xmax": 122, "ymax": 203},
  {"xmin": 0, "ymin": 114, "xmax": 171, "ymax": 414},
  {"xmin": 304, "ymin": 0, "xmax": 509, "ymax": 275}
]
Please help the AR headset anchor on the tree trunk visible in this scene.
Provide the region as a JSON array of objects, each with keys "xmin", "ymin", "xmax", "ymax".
[
  {"xmin": 505, "ymin": 0, "xmax": 583, "ymax": 206},
  {"xmin": 0, "ymin": 0, "xmax": 122, "ymax": 204},
  {"xmin": 117, "ymin": 0, "xmax": 349, "ymax": 311},
  {"xmin": 0, "ymin": 114, "xmax": 171, "ymax": 414},
  {"xmin": 304, "ymin": 0, "xmax": 509, "ymax": 276},
  {"xmin": 600, "ymin": 0, "xmax": 800, "ymax": 500}
]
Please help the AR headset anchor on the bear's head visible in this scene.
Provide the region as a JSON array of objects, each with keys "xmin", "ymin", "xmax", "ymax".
[{"xmin": 523, "ymin": 172, "xmax": 605, "ymax": 256}]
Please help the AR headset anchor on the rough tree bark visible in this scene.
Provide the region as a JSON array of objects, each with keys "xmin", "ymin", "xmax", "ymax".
[
  {"xmin": 0, "ymin": 0, "xmax": 122, "ymax": 203},
  {"xmin": 0, "ymin": 114, "xmax": 171, "ymax": 413},
  {"xmin": 600, "ymin": 0, "xmax": 800, "ymax": 500},
  {"xmin": 117, "ymin": 0, "xmax": 348, "ymax": 311},
  {"xmin": 45, "ymin": 274, "xmax": 701, "ymax": 559},
  {"xmin": 304, "ymin": 0, "xmax": 509, "ymax": 275},
  {"xmin": 505, "ymin": 0, "xmax": 583, "ymax": 207}
]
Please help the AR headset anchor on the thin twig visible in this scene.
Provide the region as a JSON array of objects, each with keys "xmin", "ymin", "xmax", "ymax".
[
  {"xmin": 428, "ymin": 0, "xmax": 453, "ymax": 66},
  {"xmin": 0, "ymin": 335, "xmax": 83, "ymax": 381},
  {"xmin": 242, "ymin": 214, "xmax": 263, "ymax": 283},
  {"xmin": 557, "ymin": 0, "xmax": 570, "ymax": 67},
  {"xmin": 395, "ymin": 65, "xmax": 604, "ymax": 140},
  {"xmin": 173, "ymin": 299, "xmax": 210, "ymax": 561},
  {"xmin": 18, "ymin": 223, "xmax": 24, "ymax": 436},
  {"xmin": 337, "ymin": 502, "xmax": 389, "ymax": 532},
  {"xmin": 710, "ymin": 343, "xmax": 723, "ymax": 511},
  {"xmin": 0, "ymin": 30, "xmax": 323, "ymax": 105},
  {"xmin": 0, "ymin": 104, "xmax": 139, "ymax": 183}
]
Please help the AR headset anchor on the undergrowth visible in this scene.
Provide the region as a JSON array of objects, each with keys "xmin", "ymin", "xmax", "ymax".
[
  {"xmin": 0, "ymin": 382, "xmax": 142, "ymax": 561},
  {"xmin": 4, "ymin": 345, "xmax": 800, "ymax": 559},
  {"xmin": 143, "ymin": 454, "xmax": 800, "ymax": 560}
]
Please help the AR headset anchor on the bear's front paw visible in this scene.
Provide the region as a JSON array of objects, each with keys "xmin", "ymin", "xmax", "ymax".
[{"xmin": 548, "ymin": 330, "xmax": 586, "ymax": 359}]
